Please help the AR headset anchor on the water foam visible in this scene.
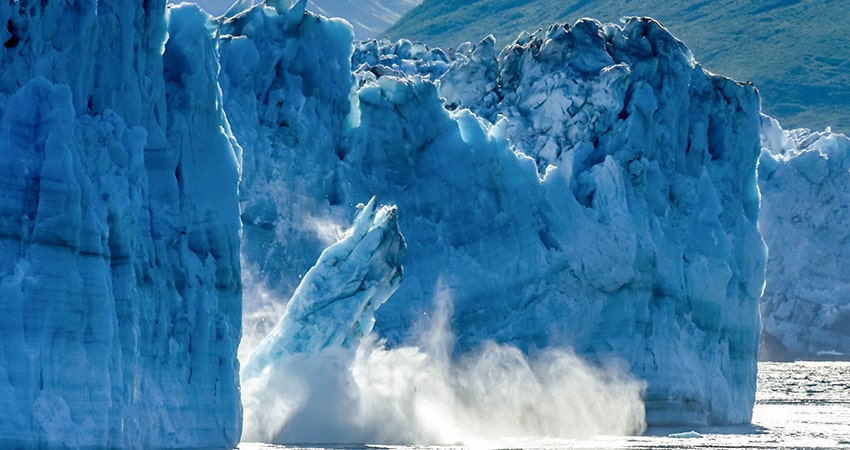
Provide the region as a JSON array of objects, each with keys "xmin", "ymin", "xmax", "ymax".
[{"xmin": 240, "ymin": 291, "xmax": 646, "ymax": 445}]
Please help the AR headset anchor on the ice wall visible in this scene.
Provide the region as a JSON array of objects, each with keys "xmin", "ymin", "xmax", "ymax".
[
  {"xmin": 225, "ymin": 4, "xmax": 765, "ymax": 427},
  {"xmin": 0, "ymin": 2, "xmax": 241, "ymax": 448},
  {"xmin": 432, "ymin": 22, "xmax": 766, "ymax": 424},
  {"xmin": 759, "ymin": 116, "xmax": 850, "ymax": 360}
]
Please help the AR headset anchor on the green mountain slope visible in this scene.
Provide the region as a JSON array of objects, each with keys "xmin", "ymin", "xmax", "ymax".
[{"xmin": 385, "ymin": 0, "xmax": 850, "ymax": 133}]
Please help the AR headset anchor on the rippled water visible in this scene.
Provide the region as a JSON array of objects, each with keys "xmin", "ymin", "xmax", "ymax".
[{"xmin": 239, "ymin": 361, "xmax": 850, "ymax": 449}]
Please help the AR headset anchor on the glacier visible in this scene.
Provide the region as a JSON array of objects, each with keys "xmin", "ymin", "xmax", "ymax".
[
  {"xmin": 226, "ymin": 2, "xmax": 765, "ymax": 431},
  {"xmin": 0, "ymin": 1, "xmax": 241, "ymax": 449},
  {"xmin": 759, "ymin": 117, "xmax": 850, "ymax": 360},
  {"xmin": 0, "ymin": 0, "xmax": 791, "ymax": 446}
]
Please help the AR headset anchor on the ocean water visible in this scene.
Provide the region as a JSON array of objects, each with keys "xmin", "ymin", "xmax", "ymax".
[{"xmin": 239, "ymin": 361, "xmax": 850, "ymax": 450}]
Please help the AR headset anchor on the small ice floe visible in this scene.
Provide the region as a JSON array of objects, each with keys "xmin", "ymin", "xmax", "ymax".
[
  {"xmin": 816, "ymin": 350, "xmax": 845, "ymax": 358},
  {"xmin": 668, "ymin": 430, "xmax": 703, "ymax": 439}
]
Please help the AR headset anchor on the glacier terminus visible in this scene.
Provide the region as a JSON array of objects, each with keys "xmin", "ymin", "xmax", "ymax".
[
  {"xmin": 2, "ymin": 0, "xmax": 846, "ymax": 448},
  {"xmin": 232, "ymin": 0, "xmax": 764, "ymax": 436}
]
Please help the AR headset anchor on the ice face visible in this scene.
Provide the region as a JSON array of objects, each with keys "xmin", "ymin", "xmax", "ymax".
[
  {"xmin": 0, "ymin": 0, "xmax": 774, "ymax": 444},
  {"xmin": 0, "ymin": 2, "xmax": 241, "ymax": 448},
  {"xmin": 225, "ymin": 6, "xmax": 765, "ymax": 427},
  {"xmin": 759, "ymin": 116, "xmax": 850, "ymax": 360}
]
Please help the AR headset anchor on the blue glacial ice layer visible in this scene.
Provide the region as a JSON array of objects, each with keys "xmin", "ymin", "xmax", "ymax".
[
  {"xmin": 759, "ymin": 116, "xmax": 850, "ymax": 361},
  {"xmin": 0, "ymin": 2, "xmax": 242, "ymax": 449},
  {"xmin": 241, "ymin": 197, "xmax": 405, "ymax": 378},
  {"xmin": 223, "ymin": 5, "xmax": 765, "ymax": 426}
]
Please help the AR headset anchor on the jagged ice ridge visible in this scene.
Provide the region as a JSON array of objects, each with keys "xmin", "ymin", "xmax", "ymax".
[
  {"xmin": 759, "ymin": 117, "xmax": 850, "ymax": 360},
  {"xmin": 229, "ymin": 3, "xmax": 764, "ymax": 429},
  {"xmin": 13, "ymin": 0, "xmax": 849, "ymax": 446}
]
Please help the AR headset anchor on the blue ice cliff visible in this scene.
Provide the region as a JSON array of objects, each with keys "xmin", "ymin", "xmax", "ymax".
[
  {"xmin": 759, "ymin": 117, "xmax": 850, "ymax": 360},
  {"xmin": 0, "ymin": 0, "xmax": 781, "ymax": 447},
  {"xmin": 0, "ymin": 1, "xmax": 241, "ymax": 449},
  {"xmin": 229, "ymin": 3, "xmax": 765, "ymax": 429}
]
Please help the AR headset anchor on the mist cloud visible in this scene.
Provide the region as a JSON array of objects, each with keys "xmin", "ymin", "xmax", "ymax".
[{"xmin": 240, "ymin": 288, "xmax": 646, "ymax": 445}]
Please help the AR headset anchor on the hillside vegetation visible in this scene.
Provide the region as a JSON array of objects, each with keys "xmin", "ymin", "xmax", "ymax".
[
  {"xmin": 309, "ymin": 0, "xmax": 420, "ymax": 38},
  {"xmin": 385, "ymin": 0, "xmax": 850, "ymax": 133}
]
